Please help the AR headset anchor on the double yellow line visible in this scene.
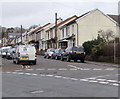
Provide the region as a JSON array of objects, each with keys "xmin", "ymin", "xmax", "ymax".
[{"xmin": 22, "ymin": 65, "xmax": 30, "ymax": 69}]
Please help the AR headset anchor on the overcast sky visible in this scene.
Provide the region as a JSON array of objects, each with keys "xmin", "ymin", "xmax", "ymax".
[{"xmin": 0, "ymin": 0, "xmax": 119, "ymax": 29}]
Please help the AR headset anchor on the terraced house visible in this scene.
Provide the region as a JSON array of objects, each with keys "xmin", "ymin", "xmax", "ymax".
[{"xmin": 16, "ymin": 9, "xmax": 119, "ymax": 53}]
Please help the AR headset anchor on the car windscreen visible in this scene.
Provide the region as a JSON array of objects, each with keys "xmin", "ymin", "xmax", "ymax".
[
  {"xmin": 2, "ymin": 49, "xmax": 8, "ymax": 52},
  {"xmin": 72, "ymin": 47, "xmax": 84, "ymax": 52},
  {"xmin": 50, "ymin": 49, "xmax": 55, "ymax": 52}
]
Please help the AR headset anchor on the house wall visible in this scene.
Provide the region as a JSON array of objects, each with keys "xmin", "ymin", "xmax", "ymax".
[{"xmin": 76, "ymin": 10, "xmax": 118, "ymax": 46}]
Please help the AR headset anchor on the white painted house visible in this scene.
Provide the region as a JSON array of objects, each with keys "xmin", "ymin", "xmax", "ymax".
[{"xmin": 76, "ymin": 9, "xmax": 119, "ymax": 46}]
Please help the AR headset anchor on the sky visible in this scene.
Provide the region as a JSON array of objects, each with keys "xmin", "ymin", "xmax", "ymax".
[{"xmin": 0, "ymin": 0, "xmax": 119, "ymax": 29}]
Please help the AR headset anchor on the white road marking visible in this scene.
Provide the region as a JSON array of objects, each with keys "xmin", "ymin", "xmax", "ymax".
[
  {"xmin": 46, "ymin": 75, "xmax": 54, "ymax": 77},
  {"xmin": 93, "ymin": 68, "xmax": 102, "ymax": 70},
  {"xmin": 15, "ymin": 70, "xmax": 22, "ymax": 72},
  {"xmin": 97, "ymin": 79, "xmax": 106, "ymax": 81},
  {"xmin": 99, "ymin": 81, "xmax": 109, "ymax": 84},
  {"xmin": 112, "ymin": 83, "xmax": 119, "ymax": 86},
  {"xmin": 47, "ymin": 68, "xmax": 56, "ymax": 70},
  {"xmin": 54, "ymin": 75, "xmax": 62, "ymax": 78},
  {"xmin": 12, "ymin": 72, "xmax": 17, "ymax": 74},
  {"xmin": 25, "ymin": 73, "xmax": 31, "ymax": 75},
  {"xmin": 40, "ymin": 74, "xmax": 46, "ymax": 76},
  {"xmin": 18, "ymin": 72, "xmax": 24, "ymax": 75},
  {"xmin": 107, "ymin": 80, "xmax": 118, "ymax": 83},
  {"xmin": 105, "ymin": 68, "xmax": 115, "ymax": 70},
  {"xmin": 58, "ymin": 68, "xmax": 67, "ymax": 70},
  {"xmin": 6, "ymin": 72, "xmax": 11, "ymax": 73},
  {"xmin": 62, "ymin": 77, "xmax": 70, "ymax": 79},
  {"xmin": 26, "ymin": 69, "xmax": 34, "ymax": 71},
  {"xmin": 30, "ymin": 90, "xmax": 44, "ymax": 93},
  {"xmin": 36, "ymin": 68, "xmax": 45, "ymax": 70},
  {"xmin": 69, "ymin": 68, "xmax": 77, "ymax": 71},
  {"xmin": 70, "ymin": 78, "xmax": 78, "ymax": 81},
  {"xmin": 32, "ymin": 74, "xmax": 38, "ymax": 76},
  {"xmin": 86, "ymin": 78, "xmax": 96, "ymax": 80},
  {"xmin": 80, "ymin": 79, "xmax": 89, "ymax": 81}
]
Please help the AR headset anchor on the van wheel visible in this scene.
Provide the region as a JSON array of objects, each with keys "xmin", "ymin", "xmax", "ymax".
[
  {"xmin": 67, "ymin": 55, "xmax": 70, "ymax": 62},
  {"xmin": 81, "ymin": 59, "xmax": 84, "ymax": 63},
  {"xmin": 74, "ymin": 60, "xmax": 77, "ymax": 62},
  {"xmin": 33, "ymin": 61, "xmax": 36, "ymax": 65},
  {"xmin": 16, "ymin": 59, "xmax": 20, "ymax": 64}
]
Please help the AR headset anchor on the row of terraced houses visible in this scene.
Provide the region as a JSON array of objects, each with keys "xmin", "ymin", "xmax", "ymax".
[{"xmin": 15, "ymin": 9, "xmax": 120, "ymax": 52}]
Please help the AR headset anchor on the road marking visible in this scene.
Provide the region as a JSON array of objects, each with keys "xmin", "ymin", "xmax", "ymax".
[
  {"xmin": 36, "ymin": 68, "xmax": 45, "ymax": 70},
  {"xmin": 46, "ymin": 75, "xmax": 54, "ymax": 77},
  {"xmin": 105, "ymin": 68, "xmax": 115, "ymax": 70},
  {"xmin": 112, "ymin": 83, "xmax": 119, "ymax": 86},
  {"xmin": 93, "ymin": 68, "xmax": 102, "ymax": 70},
  {"xmin": 25, "ymin": 73, "xmax": 31, "ymax": 75},
  {"xmin": 54, "ymin": 75, "xmax": 62, "ymax": 78},
  {"xmin": 99, "ymin": 81, "xmax": 109, "ymax": 84},
  {"xmin": 62, "ymin": 77, "xmax": 70, "ymax": 79},
  {"xmin": 80, "ymin": 68, "xmax": 90, "ymax": 70},
  {"xmin": 30, "ymin": 90, "xmax": 44, "ymax": 94},
  {"xmin": 47, "ymin": 68, "xmax": 56, "ymax": 70},
  {"xmin": 97, "ymin": 79, "xmax": 106, "ymax": 81},
  {"xmin": 58, "ymin": 68, "xmax": 67, "ymax": 70},
  {"xmin": 26, "ymin": 69, "xmax": 34, "ymax": 71},
  {"xmin": 107, "ymin": 80, "xmax": 118, "ymax": 83},
  {"xmin": 18, "ymin": 72, "xmax": 24, "ymax": 75},
  {"xmin": 80, "ymin": 79, "xmax": 89, "ymax": 81},
  {"xmin": 12, "ymin": 72, "xmax": 17, "ymax": 74},
  {"xmin": 69, "ymin": 68, "xmax": 77, "ymax": 71},
  {"xmin": 70, "ymin": 78, "xmax": 78, "ymax": 81},
  {"xmin": 32, "ymin": 74, "xmax": 38, "ymax": 76}
]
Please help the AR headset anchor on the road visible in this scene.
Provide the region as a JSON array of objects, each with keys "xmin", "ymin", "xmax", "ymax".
[{"xmin": 1, "ymin": 55, "xmax": 120, "ymax": 98}]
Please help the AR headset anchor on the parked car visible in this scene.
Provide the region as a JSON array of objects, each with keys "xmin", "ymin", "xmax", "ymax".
[
  {"xmin": 61, "ymin": 46, "xmax": 85, "ymax": 63},
  {"xmin": 12, "ymin": 44, "xmax": 37, "ymax": 65},
  {"xmin": 51, "ymin": 48, "xmax": 65, "ymax": 60},
  {"xmin": 6, "ymin": 48, "xmax": 16, "ymax": 60},
  {"xmin": 1, "ymin": 46, "xmax": 11, "ymax": 58},
  {"xmin": 44, "ymin": 48, "xmax": 55, "ymax": 59}
]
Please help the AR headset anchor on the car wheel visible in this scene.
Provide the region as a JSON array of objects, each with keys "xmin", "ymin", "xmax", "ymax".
[
  {"xmin": 13, "ymin": 59, "xmax": 16, "ymax": 64},
  {"xmin": 67, "ymin": 55, "xmax": 70, "ymax": 62},
  {"xmin": 51, "ymin": 55, "xmax": 54, "ymax": 59},
  {"xmin": 61, "ymin": 55, "xmax": 64, "ymax": 61},
  {"xmin": 81, "ymin": 59, "xmax": 84, "ymax": 63},
  {"xmin": 44, "ymin": 55, "xmax": 46, "ymax": 58},
  {"xmin": 55, "ymin": 56, "xmax": 58, "ymax": 60},
  {"xmin": 47, "ymin": 55, "xmax": 49, "ymax": 59}
]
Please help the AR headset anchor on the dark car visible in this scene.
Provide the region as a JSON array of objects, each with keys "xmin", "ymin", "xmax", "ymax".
[
  {"xmin": 51, "ymin": 48, "xmax": 65, "ymax": 60},
  {"xmin": 61, "ymin": 46, "xmax": 85, "ymax": 63}
]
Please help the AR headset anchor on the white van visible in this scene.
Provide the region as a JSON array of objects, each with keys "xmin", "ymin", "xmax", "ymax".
[
  {"xmin": 1, "ymin": 46, "xmax": 11, "ymax": 58},
  {"xmin": 13, "ymin": 45, "xmax": 37, "ymax": 65}
]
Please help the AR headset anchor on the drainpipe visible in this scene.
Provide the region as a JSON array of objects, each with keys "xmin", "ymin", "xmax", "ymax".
[{"xmin": 76, "ymin": 22, "xmax": 79, "ymax": 46}]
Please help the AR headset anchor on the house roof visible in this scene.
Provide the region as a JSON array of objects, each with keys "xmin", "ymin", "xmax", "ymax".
[
  {"xmin": 76, "ymin": 9, "xmax": 119, "ymax": 25},
  {"xmin": 107, "ymin": 15, "xmax": 120, "ymax": 24}
]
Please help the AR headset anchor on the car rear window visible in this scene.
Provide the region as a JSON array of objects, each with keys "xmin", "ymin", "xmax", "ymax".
[{"xmin": 72, "ymin": 47, "xmax": 84, "ymax": 52}]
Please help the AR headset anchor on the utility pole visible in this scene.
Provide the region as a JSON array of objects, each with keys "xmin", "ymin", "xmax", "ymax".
[
  {"xmin": 21, "ymin": 25, "xmax": 22, "ymax": 44},
  {"xmin": 55, "ymin": 13, "xmax": 57, "ymax": 49}
]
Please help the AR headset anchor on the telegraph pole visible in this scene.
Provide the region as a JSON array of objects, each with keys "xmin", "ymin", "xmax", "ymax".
[
  {"xmin": 55, "ymin": 13, "xmax": 57, "ymax": 48},
  {"xmin": 21, "ymin": 25, "xmax": 22, "ymax": 44}
]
